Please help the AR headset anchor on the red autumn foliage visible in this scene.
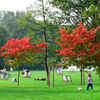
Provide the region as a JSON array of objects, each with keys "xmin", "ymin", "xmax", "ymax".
[
  {"xmin": 56, "ymin": 64, "xmax": 62, "ymax": 68},
  {"xmin": 0, "ymin": 37, "xmax": 48, "ymax": 62},
  {"xmin": 56, "ymin": 22, "xmax": 99, "ymax": 59}
]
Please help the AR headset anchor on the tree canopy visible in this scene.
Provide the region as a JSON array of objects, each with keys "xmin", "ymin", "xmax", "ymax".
[
  {"xmin": 56, "ymin": 22, "xmax": 99, "ymax": 85},
  {"xmin": 0, "ymin": 37, "xmax": 48, "ymax": 85}
]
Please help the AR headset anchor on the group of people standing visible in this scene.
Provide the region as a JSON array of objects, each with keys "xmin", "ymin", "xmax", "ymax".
[{"xmin": 23, "ymin": 68, "xmax": 31, "ymax": 77}]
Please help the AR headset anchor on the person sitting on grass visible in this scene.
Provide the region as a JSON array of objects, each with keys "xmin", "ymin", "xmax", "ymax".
[
  {"xmin": 86, "ymin": 73, "xmax": 93, "ymax": 90},
  {"xmin": 12, "ymin": 77, "xmax": 18, "ymax": 82}
]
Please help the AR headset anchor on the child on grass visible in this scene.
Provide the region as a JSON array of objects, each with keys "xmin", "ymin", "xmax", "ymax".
[{"xmin": 86, "ymin": 73, "xmax": 93, "ymax": 90}]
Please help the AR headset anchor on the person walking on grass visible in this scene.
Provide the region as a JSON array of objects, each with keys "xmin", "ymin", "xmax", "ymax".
[{"xmin": 86, "ymin": 73, "xmax": 93, "ymax": 90}]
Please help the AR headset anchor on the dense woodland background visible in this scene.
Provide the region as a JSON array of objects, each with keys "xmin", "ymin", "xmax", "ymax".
[{"xmin": 0, "ymin": 0, "xmax": 100, "ymax": 70}]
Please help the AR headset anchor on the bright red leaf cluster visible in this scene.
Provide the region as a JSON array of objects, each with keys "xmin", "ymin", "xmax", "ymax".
[
  {"xmin": 56, "ymin": 22, "xmax": 99, "ymax": 58},
  {"xmin": 0, "ymin": 37, "xmax": 48, "ymax": 62}
]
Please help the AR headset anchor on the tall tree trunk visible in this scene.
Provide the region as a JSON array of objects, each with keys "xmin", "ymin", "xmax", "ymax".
[
  {"xmin": 42, "ymin": 0, "xmax": 49, "ymax": 85},
  {"xmin": 17, "ymin": 66, "xmax": 20, "ymax": 86},
  {"xmin": 45, "ymin": 66, "xmax": 50, "ymax": 85},
  {"xmin": 83, "ymin": 69, "xmax": 85, "ymax": 85},
  {"xmin": 48, "ymin": 66, "xmax": 51, "ymax": 88},
  {"xmin": 99, "ymin": 69, "xmax": 100, "ymax": 80},
  {"xmin": 80, "ymin": 69, "xmax": 82, "ymax": 86},
  {"xmin": 44, "ymin": 30, "xmax": 49, "ymax": 85},
  {"xmin": 53, "ymin": 66, "xmax": 54, "ymax": 88}
]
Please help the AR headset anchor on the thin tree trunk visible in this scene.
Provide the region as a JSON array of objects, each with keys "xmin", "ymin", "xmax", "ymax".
[
  {"xmin": 45, "ymin": 66, "xmax": 50, "ymax": 85},
  {"xmin": 42, "ymin": 0, "xmax": 49, "ymax": 86},
  {"xmin": 80, "ymin": 69, "xmax": 82, "ymax": 86},
  {"xmin": 83, "ymin": 69, "xmax": 85, "ymax": 85},
  {"xmin": 53, "ymin": 66, "xmax": 54, "ymax": 88},
  {"xmin": 17, "ymin": 66, "xmax": 20, "ymax": 86},
  {"xmin": 99, "ymin": 69, "xmax": 100, "ymax": 80},
  {"xmin": 48, "ymin": 66, "xmax": 51, "ymax": 88}
]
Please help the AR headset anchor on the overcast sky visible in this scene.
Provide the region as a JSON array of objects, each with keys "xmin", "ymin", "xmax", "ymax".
[{"xmin": 0, "ymin": 0, "xmax": 35, "ymax": 11}]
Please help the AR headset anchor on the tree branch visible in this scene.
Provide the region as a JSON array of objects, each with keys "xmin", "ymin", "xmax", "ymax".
[
  {"xmin": 28, "ymin": 27, "xmax": 44, "ymax": 33},
  {"xmin": 47, "ymin": 41, "xmax": 56, "ymax": 44},
  {"xmin": 26, "ymin": 19, "xmax": 44, "ymax": 28}
]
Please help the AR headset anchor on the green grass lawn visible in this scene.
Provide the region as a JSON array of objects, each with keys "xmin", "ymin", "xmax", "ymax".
[{"xmin": 0, "ymin": 70, "xmax": 100, "ymax": 100}]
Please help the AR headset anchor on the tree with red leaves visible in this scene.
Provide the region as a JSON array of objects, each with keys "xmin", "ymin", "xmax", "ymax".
[
  {"xmin": 56, "ymin": 22, "xmax": 99, "ymax": 85},
  {"xmin": 0, "ymin": 37, "xmax": 48, "ymax": 86}
]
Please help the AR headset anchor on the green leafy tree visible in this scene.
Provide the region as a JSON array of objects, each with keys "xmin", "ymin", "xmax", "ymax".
[
  {"xmin": 17, "ymin": 0, "xmax": 61, "ymax": 86},
  {"xmin": 49, "ymin": 0, "xmax": 92, "ymax": 27},
  {"xmin": 0, "ymin": 26, "xmax": 9, "ymax": 69},
  {"xmin": 0, "ymin": 37, "xmax": 48, "ymax": 86},
  {"xmin": 81, "ymin": 1, "xmax": 100, "ymax": 80},
  {"xmin": 56, "ymin": 23, "xmax": 99, "ymax": 85},
  {"xmin": 0, "ymin": 10, "xmax": 27, "ymax": 39},
  {"xmin": 82, "ymin": 1, "xmax": 100, "ymax": 42}
]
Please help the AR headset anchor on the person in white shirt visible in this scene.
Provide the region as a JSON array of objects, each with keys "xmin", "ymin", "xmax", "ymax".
[
  {"xmin": 86, "ymin": 73, "xmax": 93, "ymax": 90},
  {"xmin": 12, "ymin": 77, "xmax": 18, "ymax": 82}
]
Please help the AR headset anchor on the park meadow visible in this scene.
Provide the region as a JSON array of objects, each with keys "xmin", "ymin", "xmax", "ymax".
[{"xmin": 0, "ymin": 70, "xmax": 100, "ymax": 100}]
